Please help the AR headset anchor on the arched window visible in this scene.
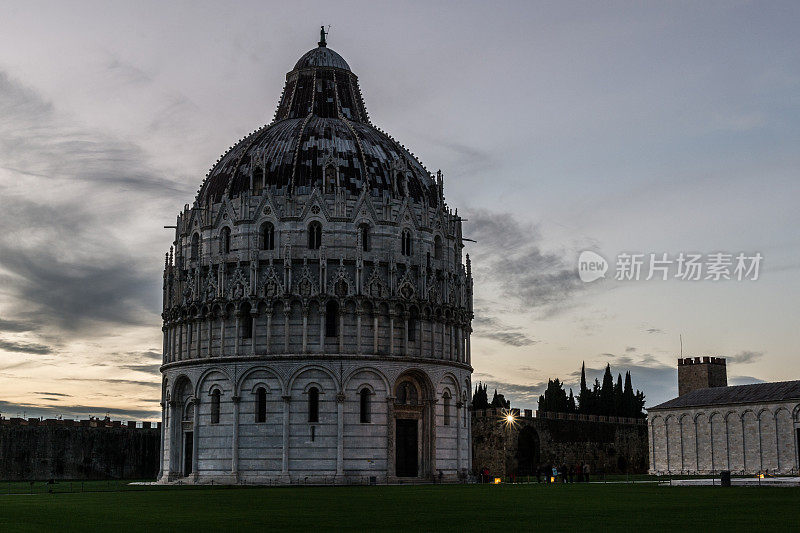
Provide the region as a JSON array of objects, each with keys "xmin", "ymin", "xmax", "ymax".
[
  {"xmin": 462, "ymin": 393, "xmax": 468, "ymax": 427},
  {"xmin": 324, "ymin": 164, "xmax": 337, "ymax": 194},
  {"xmin": 240, "ymin": 304, "xmax": 252, "ymax": 339},
  {"xmin": 190, "ymin": 233, "xmax": 200, "ymax": 260},
  {"xmin": 220, "ymin": 227, "xmax": 231, "ymax": 254},
  {"xmin": 434, "ymin": 235, "xmax": 443, "ymax": 260},
  {"xmin": 210, "ymin": 389, "xmax": 221, "ymax": 424},
  {"xmin": 255, "ymin": 387, "xmax": 267, "ymax": 423},
  {"xmin": 408, "ymin": 309, "xmax": 418, "ymax": 342},
  {"xmin": 253, "ymin": 167, "xmax": 264, "ymax": 194},
  {"xmin": 260, "ymin": 222, "xmax": 275, "ymax": 251},
  {"xmin": 308, "ymin": 387, "xmax": 319, "ymax": 423},
  {"xmin": 325, "ymin": 300, "xmax": 338, "ymax": 338},
  {"xmin": 360, "ymin": 388, "xmax": 371, "ymax": 423},
  {"xmin": 360, "ymin": 224, "xmax": 371, "ymax": 252},
  {"xmin": 308, "ymin": 222, "xmax": 322, "ymax": 250},
  {"xmin": 401, "ymin": 229, "xmax": 412, "ymax": 256},
  {"xmin": 443, "ymin": 391, "xmax": 451, "ymax": 426}
]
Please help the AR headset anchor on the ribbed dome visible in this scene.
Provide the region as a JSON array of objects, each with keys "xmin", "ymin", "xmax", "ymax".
[
  {"xmin": 294, "ymin": 46, "xmax": 350, "ymax": 71},
  {"xmin": 196, "ymin": 38, "xmax": 438, "ymax": 207}
]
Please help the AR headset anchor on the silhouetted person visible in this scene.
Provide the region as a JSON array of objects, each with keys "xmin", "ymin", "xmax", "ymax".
[{"xmin": 583, "ymin": 463, "xmax": 591, "ymax": 482}]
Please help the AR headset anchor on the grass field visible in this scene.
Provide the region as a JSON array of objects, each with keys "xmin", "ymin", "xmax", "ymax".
[{"xmin": 0, "ymin": 482, "xmax": 796, "ymax": 531}]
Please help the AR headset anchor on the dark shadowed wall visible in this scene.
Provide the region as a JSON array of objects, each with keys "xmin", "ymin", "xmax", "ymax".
[
  {"xmin": 472, "ymin": 410, "xmax": 649, "ymax": 478},
  {"xmin": 0, "ymin": 420, "xmax": 160, "ymax": 481}
]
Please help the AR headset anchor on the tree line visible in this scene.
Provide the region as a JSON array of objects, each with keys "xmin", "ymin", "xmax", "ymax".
[
  {"xmin": 471, "ymin": 382, "xmax": 510, "ymax": 410},
  {"xmin": 538, "ymin": 362, "xmax": 646, "ymax": 418}
]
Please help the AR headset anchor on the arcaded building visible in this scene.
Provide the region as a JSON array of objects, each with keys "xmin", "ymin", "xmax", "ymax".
[
  {"xmin": 649, "ymin": 357, "xmax": 800, "ymax": 475},
  {"xmin": 158, "ymin": 32, "xmax": 473, "ymax": 484}
]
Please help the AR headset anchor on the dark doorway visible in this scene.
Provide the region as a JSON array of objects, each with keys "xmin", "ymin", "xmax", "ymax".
[
  {"xmin": 183, "ymin": 432, "xmax": 193, "ymax": 476},
  {"xmin": 516, "ymin": 426, "xmax": 540, "ymax": 476},
  {"xmin": 396, "ymin": 419, "xmax": 418, "ymax": 477}
]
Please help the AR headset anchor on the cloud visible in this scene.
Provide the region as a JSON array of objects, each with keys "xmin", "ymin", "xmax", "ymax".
[
  {"xmin": 465, "ymin": 209, "xmax": 587, "ymax": 317},
  {"xmin": 729, "ymin": 375, "xmax": 766, "ymax": 386},
  {"xmin": 57, "ymin": 378, "xmax": 160, "ymax": 388},
  {"xmin": 34, "ymin": 392, "xmax": 72, "ymax": 397},
  {"xmin": 0, "ymin": 338, "xmax": 53, "ymax": 354},
  {"xmin": 645, "ymin": 328, "xmax": 664, "ymax": 334},
  {"xmin": 0, "ymin": 318, "xmax": 38, "ymax": 332},
  {"xmin": 0, "ymin": 70, "xmax": 191, "ymax": 337},
  {"xmin": 119, "ymin": 363, "xmax": 162, "ymax": 374},
  {"xmin": 726, "ymin": 350, "xmax": 764, "ymax": 364},
  {"xmin": 471, "ymin": 314, "xmax": 537, "ymax": 347}
]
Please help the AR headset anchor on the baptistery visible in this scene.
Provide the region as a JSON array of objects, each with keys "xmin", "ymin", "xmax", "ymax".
[{"xmin": 159, "ymin": 30, "xmax": 474, "ymax": 484}]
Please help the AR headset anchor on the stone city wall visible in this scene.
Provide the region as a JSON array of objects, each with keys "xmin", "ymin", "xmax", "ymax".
[
  {"xmin": 472, "ymin": 409, "xmax": 649, "ymax": 479},
  {"xmin": 0, "ymin": 418, "xmax": 160, "ymax": 481}
]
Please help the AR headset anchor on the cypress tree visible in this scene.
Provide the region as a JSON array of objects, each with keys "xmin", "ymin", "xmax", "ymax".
[
  {"xmin": 472, "ymin": 382, "xmax": 490, "ymax": 410},
  {"xmin": 577, "ymin": 362, "xmax": 591, "ymax": 414},
  {"xmin": 614, "ymin": 373, "xmax": 623, "ymax": 416},
  {"xmin": 623, "ymin": 372, "xmax": 635, "ymax": 418},
  {"xmin": 600, "ymin": 364, "xmax": 614, "ymax": 415},
  {"xmin": 538, "ymin": 378, "xmax": 569, "ymax": 413}
]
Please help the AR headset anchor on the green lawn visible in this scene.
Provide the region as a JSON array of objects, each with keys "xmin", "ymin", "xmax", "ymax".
[{"xmin": 0, "ymin": 482, "xmax": 796, "ymax": 531}]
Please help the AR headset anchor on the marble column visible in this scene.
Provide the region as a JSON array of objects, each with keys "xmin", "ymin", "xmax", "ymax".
[
  {"xmin": 302, "ymin": 309, "xmax": 308, "ymax": 353},
  {"xmin": 356, "ymin": 311, "xmax": 362, "ymax": 355},
  {"xmin": 220, "ymin": 316, "xmax": 226, "ymax": 357},
  {"xmin": 386, "ymin": 397, "xmax": 396, "ymax": 478},
  {"xmin": 168, "ymin": 400, "xmax": 178, "ymax": 477},
  {"xmin": 339, "ymin": 310, "xmax": 344, "ymax": 353},
  {"xmin": 183, "ymin": 322, "xmax": 189, "ymax": 360},
  {"xmin": 206, "ymin": 314, "xmax": 213, "ymax": 357},
  {"xmin": 336, "ymin": 392, "xmax": 345, "ymax": 478},
  {"xmin": 281, "ymin": 395, "xmax": 291, "ymax": 477},
  {"xmin": 284, "ymin": 310, "xmax": 290, "ymax": 352},
  {"xmin": 389, "ymin": 314, "xmax": 395, "ymax": 356},
  {"xmin": 158, "ymin": 402, "xmax": 166, "ymax": 479},
  {"xmin": 231, "ymin": 395, "xmax": 240, "ymax": 481},
  {"xmin": 373, "ymin": 315, "xmax": 379, "ymax": 354},
  {"xmin": 439, "ymin": 321, "xmax": 445, "ymax": 359},
  {"xmin": 466, "ymin": 329, "xmax": 472, "ymax": 365},
  {"xmin": 265, "ymin": 311, "xmax": 272, "ymax": 355},
  {"xmin": 418, "ymin": 319, "xmax": 424, "ymax": 358},
  {"xmin": 429, "ymin": 399, "xmax": 438, "ymax": 479},
  {"xmin": 192, "ymin": 397, "xmax": 200, "ymax": 479},
  {"xmin": 319, "ymin": 309, "xmax": 325, "ymax": 355},
  {"xmin": 403, "ymin": 314, "xmax": 409, "ymax": 356},
  {"xmin": 456, "ymin": 401, "xmax": 463, "ymax": 474},
  {"xmin": 195, "ymin": 319, "xmax": 201, "ymax": 358},
  {"xmin": 250, "ymin": 313, "xmax": 257, "ymax": 354},
  {"xmin": 234, "ymin": 312, "xmax": 241, "ymax": 356}
]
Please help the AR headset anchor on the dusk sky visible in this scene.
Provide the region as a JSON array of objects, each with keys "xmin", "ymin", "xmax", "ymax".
[{"xmin": 0, "ymin": 1, "xmax": 798, "ymax": 420}]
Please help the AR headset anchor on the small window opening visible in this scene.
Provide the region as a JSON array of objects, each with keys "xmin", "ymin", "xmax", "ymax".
[
  {"xmin": 211, "ymin": 390, "xmax": 221, "ymax": 424},
  {"xmin": 325, "ymin": 301, "xmax": 338, "ymax": 338},
  {"xmin": 360, "ymin": 389, "xmax": 371, "ymax": 423},
  {"xmin": 308, "ymin": 387, "xmax": 320, "ymax": 423},
  {"xmin": 256, "ymin": 387, "xmax": 267, "ymax": 423}
]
